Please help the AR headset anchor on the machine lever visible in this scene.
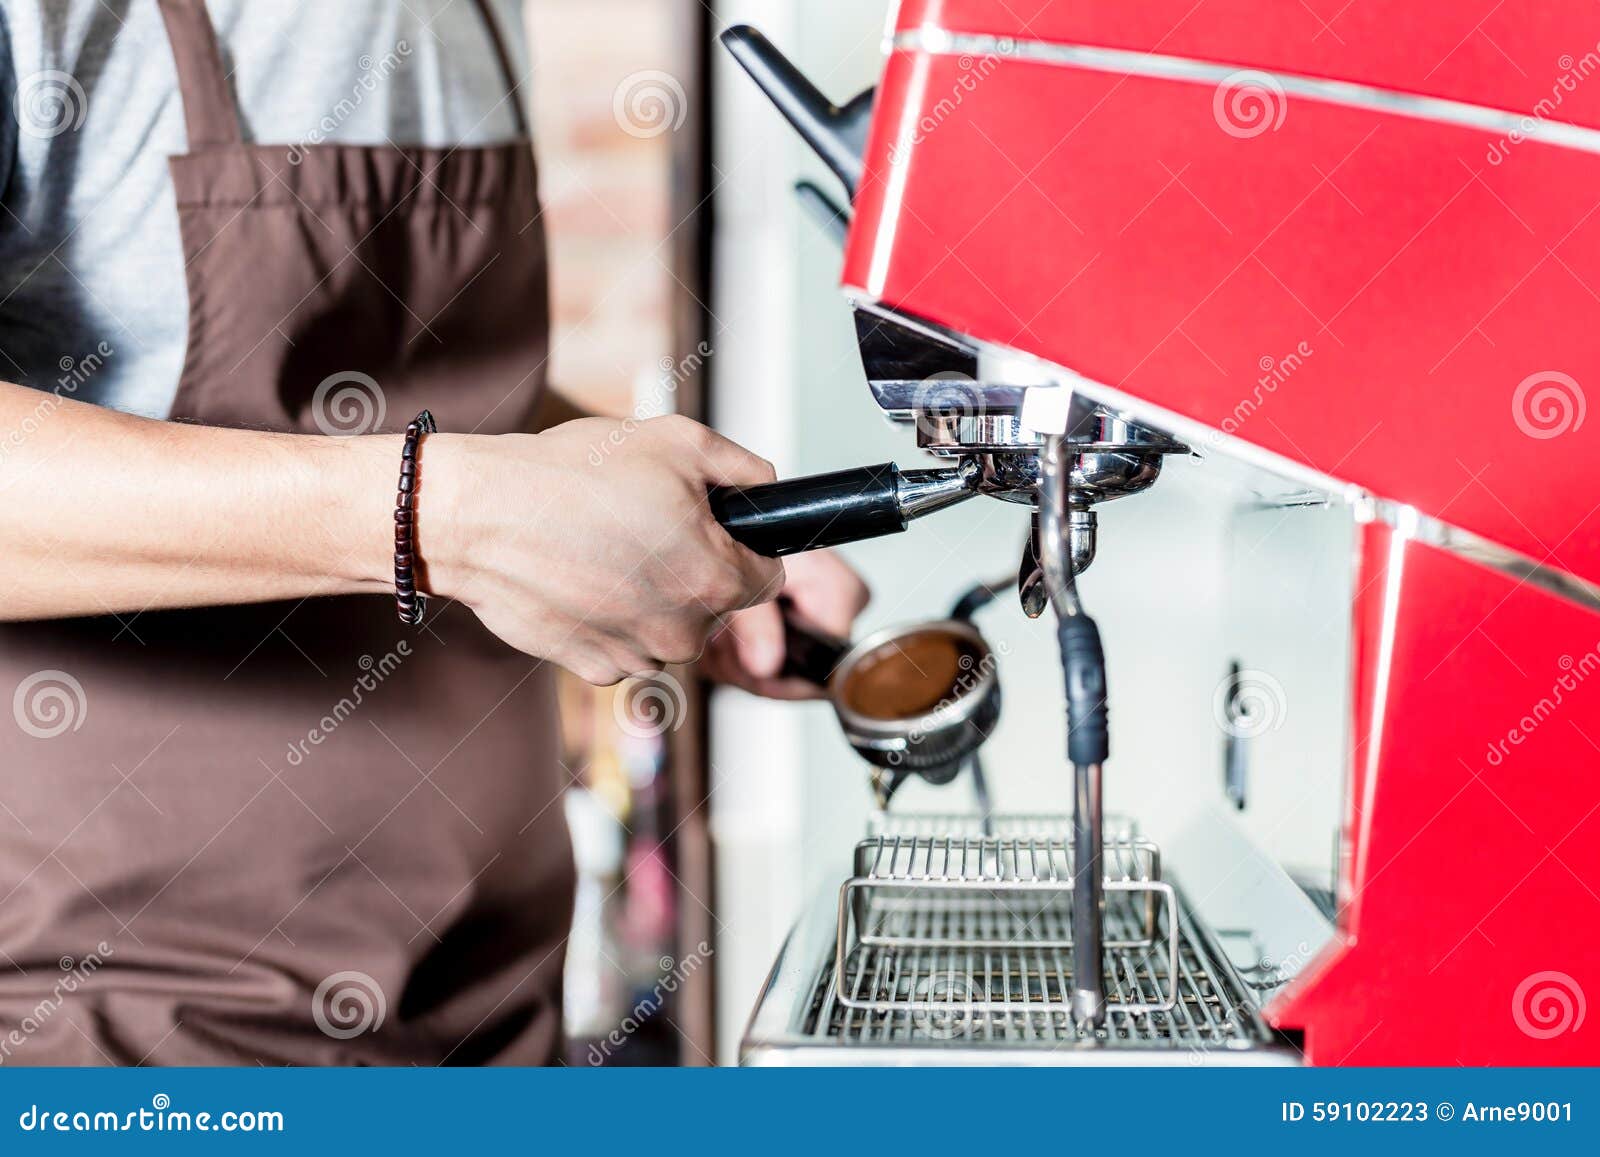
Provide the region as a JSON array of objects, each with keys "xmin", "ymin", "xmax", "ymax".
[
  {"xmin": 795, "ymin": 179, "xmax": 852, "ymax": 245},
  {"xmin": 720, "ymin": 25, "xmax": 874, "ymax": 198}
]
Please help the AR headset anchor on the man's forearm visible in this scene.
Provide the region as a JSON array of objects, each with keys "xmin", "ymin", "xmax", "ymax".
[
  {"xmin": 0, "ymin": 384, "xmax": 787, "ymax": 681},
  {"xmin": 0, "ymin": 382, "xmax": 397, "ymax": 620}
]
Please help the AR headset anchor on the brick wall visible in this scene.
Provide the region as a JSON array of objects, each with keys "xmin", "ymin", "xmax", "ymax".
[
  {"xmin": 524, "ymin": 0, "xmax": 684, "ymax": 418},
  {"xmin": 521, "ymin": 1, "xmax": 708, "ymax": 1062}
]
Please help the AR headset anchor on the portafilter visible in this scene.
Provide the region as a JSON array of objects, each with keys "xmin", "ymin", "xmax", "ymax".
[
  {"xmin": 708, "ymin": 458, "xmax": 998, "ymax": 804},
  {"xmin": 770, "ymin": 607, "xmax": 1000, "ymax": 807}
]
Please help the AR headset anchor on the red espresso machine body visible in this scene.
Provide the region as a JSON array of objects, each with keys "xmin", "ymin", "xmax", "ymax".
[{"xmin": 841, "ymin": 1, "xmax": 1600, "ymax": 1064}]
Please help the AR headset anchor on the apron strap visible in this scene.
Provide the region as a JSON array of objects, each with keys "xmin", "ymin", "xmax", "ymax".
[
  {"xmin": 156, "ymin": 0, "xmax": 245, "ymax": 148},
  {"xmin": 155, "ymin": 0, "xmax": 528, "ymax": 147},
  {"xmin": 472, "ymin": 0, "xmax": 532, "ymax": 138}
]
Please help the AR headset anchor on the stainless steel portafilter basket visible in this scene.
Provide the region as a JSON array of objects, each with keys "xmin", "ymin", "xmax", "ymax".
[{"xmin": 776, "ymin": 613, "xmax": 1001, "ymax": 805}]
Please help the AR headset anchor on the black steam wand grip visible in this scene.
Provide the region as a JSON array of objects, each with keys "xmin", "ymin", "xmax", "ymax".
[
  {"xmin": 1058, "ymin": 613, "xmax": 1110, "ymax": 766},
  {"xmin": 709, "ymin": 463, "xmax": 906, "ymax": 558}
]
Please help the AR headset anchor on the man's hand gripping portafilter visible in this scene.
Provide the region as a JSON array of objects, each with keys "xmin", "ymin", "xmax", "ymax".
[{"xmin": 1039, "ymin": 434, "xmax": 1111, "ymax": 1032}]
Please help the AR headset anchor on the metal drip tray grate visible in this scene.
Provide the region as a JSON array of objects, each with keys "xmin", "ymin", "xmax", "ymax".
[
  {"xmin": 846, "ymin": 821, "xmax": 1163, "ymax": 950},
  {"xmin": 804, "ymin": 815, "xmax": 1272, "ymax": 1053},
  {"xmin": 816, "ymin": 894, "xmax": 1262, "ymax": 1049},
  {"xmin": 837, "ymin": 815, "xmax": 1176, "ymax": 1016}
]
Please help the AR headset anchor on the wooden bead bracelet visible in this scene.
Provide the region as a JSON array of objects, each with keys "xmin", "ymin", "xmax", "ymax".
[{"xmin": 395, "ymin": 410, "xmax": 435, "ymax": 625}]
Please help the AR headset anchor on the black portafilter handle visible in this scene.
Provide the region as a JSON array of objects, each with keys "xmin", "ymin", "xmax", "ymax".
[
  {"xmin": 1058, "ymin": 613, "xmax": 1110, "ymax": 766},
  {"xmin": 774, "ymin": 599, "xmax": 850, "ymax": 687},
  {"xmin": 709, "ymin": 460, "xmax": 978, "ymax": 559}
]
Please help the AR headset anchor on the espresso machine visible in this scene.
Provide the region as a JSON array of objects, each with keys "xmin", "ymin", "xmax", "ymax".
[{"xmin": 716, "ymin": 3, "xmax": 1600, "ymax": 1067}]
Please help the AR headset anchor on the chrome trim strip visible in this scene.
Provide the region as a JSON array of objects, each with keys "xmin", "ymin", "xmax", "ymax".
[
  {"xmin": 1370, "ymin": 500, "xmax": 1600, "ymax": 615},
  {"xmin": 894, "ymin": 28, "xmax": 1600, "ymax": 158}
]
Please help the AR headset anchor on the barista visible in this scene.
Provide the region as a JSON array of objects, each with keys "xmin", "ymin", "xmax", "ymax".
[{"xmin": 0, "ymin": 0, "xmax": 866, "ymax": 1064}]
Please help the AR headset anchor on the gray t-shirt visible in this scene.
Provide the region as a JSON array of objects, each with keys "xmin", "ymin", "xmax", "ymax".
[{"xmin": 0, "ymin": 1, "xmax": 527, "ymax": 418}]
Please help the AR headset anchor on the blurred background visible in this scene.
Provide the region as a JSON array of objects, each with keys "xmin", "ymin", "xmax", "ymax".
[{"xmin": 530, "ymin": 0, "xmax": 1347, "ymax": 1065}]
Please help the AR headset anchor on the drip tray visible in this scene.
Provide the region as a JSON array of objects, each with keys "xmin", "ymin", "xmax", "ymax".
[{"xmin": 741, "ymin": 815, "xmax": 1296, "ymax": 1066}]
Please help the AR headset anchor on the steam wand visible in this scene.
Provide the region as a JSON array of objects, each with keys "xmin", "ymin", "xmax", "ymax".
[{"xmin": 1039, "ymin": 434, "xmax": 1110, "ymax": 1030}]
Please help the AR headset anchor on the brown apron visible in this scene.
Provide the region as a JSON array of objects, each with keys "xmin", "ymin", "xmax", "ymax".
[{"xmin": 0, "ymin": 0, "xmax": 573, "ymax": 1065}]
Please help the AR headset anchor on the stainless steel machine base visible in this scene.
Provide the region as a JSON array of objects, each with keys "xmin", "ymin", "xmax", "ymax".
[{"xmin": 741, "ymin": 816, "xmax": 1298, "ymax": 1066}]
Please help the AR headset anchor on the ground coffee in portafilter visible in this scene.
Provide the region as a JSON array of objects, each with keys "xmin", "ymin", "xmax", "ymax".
[{"xmin": 839, "ymin": 629, "xmax": 985, "ymax": 720}]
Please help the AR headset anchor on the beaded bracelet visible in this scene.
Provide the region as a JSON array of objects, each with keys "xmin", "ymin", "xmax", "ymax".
[{"xmin": 395, "ymin": 410, "xmax": 436, "ymax": 626}]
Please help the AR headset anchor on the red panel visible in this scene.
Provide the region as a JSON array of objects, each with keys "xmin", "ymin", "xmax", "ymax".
[
  {"xmin": 847, "ymin": 1, "xmax": 1600, "ymax": 1070},
  {"xmin": 1266, "ymin": 537, "xmax": 1600, "ymax": 1065},
  {"xmin": 843, "ymin": 52, "xmax": 1600, "ymax": 584},
  {"xmin": 894, "ymin": 0, "xmax": 1600, "ymax": 130}
]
